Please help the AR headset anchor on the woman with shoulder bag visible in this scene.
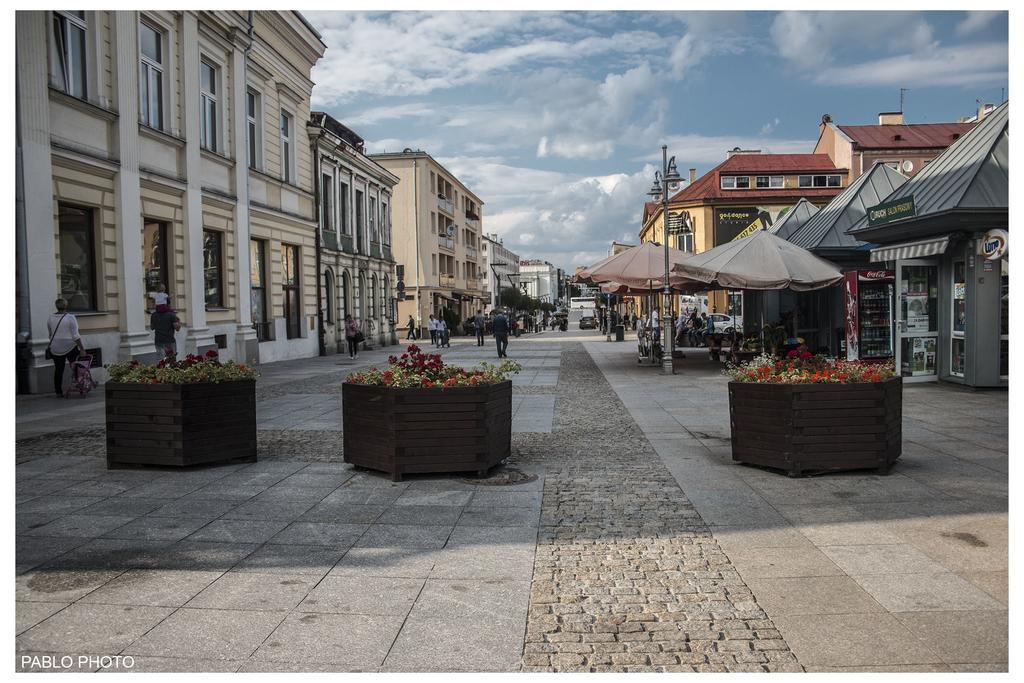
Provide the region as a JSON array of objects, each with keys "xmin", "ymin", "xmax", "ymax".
[
  {"xmin": 344, "ymin": 314, "xmax": 362, "ymax": 359},
  {"xmin": 47, "ymin": 298, "xmax": 85, "ymax": 397}
]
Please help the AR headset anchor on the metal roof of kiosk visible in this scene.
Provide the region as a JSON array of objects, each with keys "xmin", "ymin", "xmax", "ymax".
[
  {"xmin": 788, "ymin": 163, "xmax": 909, "ymax": 251},
  {"xmin": 848, "ymin": 101, "xmax": 1008, "ymax": 251},
  {"xmin": 770, "ymin": 198, "xmax": 820, "ymax": 240}
]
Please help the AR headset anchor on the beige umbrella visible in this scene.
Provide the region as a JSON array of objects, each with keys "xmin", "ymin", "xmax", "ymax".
[
  {"xmin": 584, "ymin": 241, "xmax": 696, "ymax": 289},
  {"xmin": 671, "ymin": 229, "xmax": 842, "ymax": 292}
]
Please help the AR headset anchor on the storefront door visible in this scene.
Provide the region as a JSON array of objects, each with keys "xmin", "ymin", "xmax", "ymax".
[{"xmin": 896, "ymin": 260, "xmax": 939, "ymax": 382}]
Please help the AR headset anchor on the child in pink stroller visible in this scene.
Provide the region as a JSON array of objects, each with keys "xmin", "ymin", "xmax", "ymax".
[{"xmin": 65, "ymin": 353, "xmax": 98, "ymax": 398}]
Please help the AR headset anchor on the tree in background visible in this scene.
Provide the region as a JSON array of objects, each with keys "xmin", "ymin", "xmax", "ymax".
[{"xmin": 499, "ymin": 286, "xmax": 524, "ymax": 311}]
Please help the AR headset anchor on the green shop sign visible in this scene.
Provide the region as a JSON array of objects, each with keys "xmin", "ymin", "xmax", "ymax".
[{"xmin": 867, "ymin": 196, "xmax": 916, "ymax": 227}]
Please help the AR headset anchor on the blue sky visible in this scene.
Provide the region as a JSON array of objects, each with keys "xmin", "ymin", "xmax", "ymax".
[{"xmin": 306, "ymin": 10, "xmax": 1008, "ymax": 272}]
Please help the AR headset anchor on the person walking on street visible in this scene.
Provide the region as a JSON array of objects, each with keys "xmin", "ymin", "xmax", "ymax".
[
  {"xmin": 151, "ymin": 307, "xmax": 182, "ymax": 357},
  {"xmin": 438, "ymin": 317, "xmax": 450, "ymax": 347},
  {"xmin": 344, "ymin": 314, "xmax": 361, "ymax": 359},
  {"xmin": 427, "ymin": 314, "xmax": 438, "ymax": 346},
  {"xmin": 492, "ymin": 309, "xmax": 510, "ymax": 358},
  {"xmin": 474, "ymin": 309, "xmax": 485, "ymax": 346},
  {"xmin": 406, "ymin": 315, "xmax": 417, "ymax": 340},
  {"xmin": 47, "ymin": 298, "xmax": 85, "ymax": 397}
]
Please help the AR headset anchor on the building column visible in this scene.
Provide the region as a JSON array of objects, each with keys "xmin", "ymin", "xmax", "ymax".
[
  {"xmin": 113, "ymin": 12, "xmax": 158, "ymax": 361},
  {"xmin": 230, "ymin": 33, "xmax": 258, "ymax": 364},
  {"xmin": 17, "ymin": 12, "xmax": 60, "ymax": 392},
  {"xmin": 180, "ymin": 13, "xmax": 215, "ymax": 355}
]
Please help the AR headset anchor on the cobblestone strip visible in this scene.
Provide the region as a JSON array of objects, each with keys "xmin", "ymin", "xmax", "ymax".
[{"xmin": 513, "ymin": 345, "xmax": 802, "ymax": 673}]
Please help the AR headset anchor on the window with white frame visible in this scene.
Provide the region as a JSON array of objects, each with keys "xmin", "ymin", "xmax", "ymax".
[
  {"xmin": 280, "ymin": 110, "xmax": 293, "ymax": 183},
  {"xmin": 138, "ymin": 20, "xmax": 164, "ymax": 129},
  {"xmin": 199, "ymin": 60, "xmax": 218, "ymax": 152},
  {"xmin": 756, "ymin": 175, "xmax": 784, "ymax": 188},
  {"xmin": 51, "ymin": 11, "xmax": 87, "ymax": 99},
  {"xmin": 382, "ymin": 201, "xmax": 390, "ymax": 245},
  {"xmin": 246, "ymin": 89, "xmax": 261, "ymax": 169}
]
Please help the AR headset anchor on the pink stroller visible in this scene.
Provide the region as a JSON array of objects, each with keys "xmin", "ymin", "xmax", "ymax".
[{"xmin": 65, "ymin": 354, "xmax": 98, "ymax": 398}]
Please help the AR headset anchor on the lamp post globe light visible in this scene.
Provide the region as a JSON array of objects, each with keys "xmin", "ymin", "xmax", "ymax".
[{"xmin": 649, "ymin": 145, "xmax": 685, "ymax": 375}]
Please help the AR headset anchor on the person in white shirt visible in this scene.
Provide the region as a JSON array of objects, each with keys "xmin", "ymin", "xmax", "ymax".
[
  {"xmin": 427, "ymin": 314, "xmax": 438, "ymax": 346},
  {"xmin": 47, "ymin": 298, "xmax": 85, "ymax": 397}
]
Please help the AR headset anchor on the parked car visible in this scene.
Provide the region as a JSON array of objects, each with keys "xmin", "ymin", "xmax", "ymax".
[
  {"xmin": 709, "ymin": 313, "xmax": 743, "ymax": 334},
  {"xmin": 579, "ymin": 315, "xmax": 597, "ymax": 330}
]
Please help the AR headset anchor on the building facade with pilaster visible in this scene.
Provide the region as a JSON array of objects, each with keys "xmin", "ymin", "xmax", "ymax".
[
  {"xmin": 369, "ymin": 150, "xmax": 487, "ymax": 336},
  {"xmin": 15, "ymin": 10, "xmax": 325, "ymax": 393},
  {"xmin": 309, "ymin": 112, "xmax": 398, "ymax": 352}
]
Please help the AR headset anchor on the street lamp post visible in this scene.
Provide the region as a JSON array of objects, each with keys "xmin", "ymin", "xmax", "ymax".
[{"xmin": 649, "ymin": 145, "xmax": 683, "ymax": 375}]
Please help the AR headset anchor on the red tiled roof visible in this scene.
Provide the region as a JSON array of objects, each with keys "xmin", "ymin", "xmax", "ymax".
[
  {"xmin": 837, "ymin": 122, "xmax": 974, "ymax": 150},
  {"xmin": 716, "ymin": 153, "xmax": 840, "ymax": 174},
  {"xmin": 667, "ymin": 154, "xmax": 844, "ymax": 204}
]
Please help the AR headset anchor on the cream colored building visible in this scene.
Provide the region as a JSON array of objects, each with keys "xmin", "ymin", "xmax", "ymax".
[
  {"xmin": 15, "ymin": 10, "xmax": 325, "ymax": 393},
  {"xmin": 481, "ymin": 232, "xmax": 519, "ymax": 311},
  {"xmin": 369, "ymin": 151, "xmax": 487, "ymax": 335},
  {"xmin": 309, "ymin": 111, "xmax": 398, "ymax": 352}
]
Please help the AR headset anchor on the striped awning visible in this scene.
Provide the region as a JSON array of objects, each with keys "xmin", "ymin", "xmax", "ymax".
[{"xmin": 870, "ymin": 235, "xmax": 951, "ymax": 263}]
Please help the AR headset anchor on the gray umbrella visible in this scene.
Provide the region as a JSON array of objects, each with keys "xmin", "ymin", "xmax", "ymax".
[{"xmin": 670, "ymin": 229, "xmax": 843, "ymax": 292}]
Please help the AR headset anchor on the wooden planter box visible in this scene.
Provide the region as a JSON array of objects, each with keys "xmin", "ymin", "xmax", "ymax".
[
  {"xmin": 105, "ymin": 380, "xmax": 257, "ymax": 468},
  {"xmin": 728, "ymin": 377, "xmax": 902, "ymax": 477},
  {"xmin": 342, "ymin": 380, "xmax": 512, "ymax": 481}
]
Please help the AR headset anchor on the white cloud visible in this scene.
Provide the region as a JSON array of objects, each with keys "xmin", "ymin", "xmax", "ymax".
[
  {"xmin": 770, "ymin": 11, "xmax": 1006, "ymax": 90},
  {"xmin": 955, "ymin": 11, "xmax": 1003, "ymax": 36},
  {"xmin": 437, "ymin": 156, "xmax": 658, "ymax": 271},
  {"xmin": 760, "ymin": 118, "xmax": 781, "ymax": 135},
  {"xmin": 815, "ymin": 42, "xmax": 1008, "ymax": 88},
  {"xmin": 342, "ymin": 102, "xmax": 437, "ymax": 127},
  {"xmin": 770, "ymin": 11, "xmax": 938, "ymax": 68},
  {"xmin": 364, "ymin": 137, "xmax": 445, "ymax": 155},
  {"xmin": 638, "ymin": 134, "xmax": 817, "ymax": 167}
]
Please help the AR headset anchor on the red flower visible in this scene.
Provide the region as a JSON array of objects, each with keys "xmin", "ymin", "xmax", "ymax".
[
  {"xmin": 786, "ymin": 349, "xmax": 799, "ymax": 359},
  {"xmin": 800, "ymin": 351, "xmax": 813, "ymax": 360},
  {"xmin": 205, "ymin": 349, "xmax": 219, "ymax": 358}
]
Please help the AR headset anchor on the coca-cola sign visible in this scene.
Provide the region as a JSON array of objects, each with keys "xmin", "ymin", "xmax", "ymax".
[{"xmin": 859, "ymin": 270, "xmax": 894, "ymax": 282}]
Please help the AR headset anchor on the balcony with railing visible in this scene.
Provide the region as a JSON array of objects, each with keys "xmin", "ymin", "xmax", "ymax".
[
  {"xmin": 437, "ymin": 195, "xmax": 454, "ymax": 215},
  {"xmin": 465, "ymin": 245, "xmax": 477, "ymax": 260},
  {"xmin": 437, "ymin": 235, "xmax": 454, "ymax": 251},
  {"xmin": 465, "ymin": 214, "xmax": 480, "ymax": 229},
  {"xmin": 439, "ymin": 273, "xmax": 455, "ymax": 288}
]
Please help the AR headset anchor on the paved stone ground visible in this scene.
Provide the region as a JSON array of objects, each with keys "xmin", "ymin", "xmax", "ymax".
[
  {"xmin": 513, "ymin": 345, "xmax": 799, "ymax": 673},
  {"xmin": 588, "ymin": 340, "xmax": 1008, "ymax": 673},
  {"xmin": 14, "ymin": 329, "xmax": 1007, "ymax": 672}
]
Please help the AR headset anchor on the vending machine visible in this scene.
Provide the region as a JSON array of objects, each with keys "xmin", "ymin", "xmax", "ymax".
[{"xmin": 844, "ymin": 270, "xmax": 895, "ymax": 361}]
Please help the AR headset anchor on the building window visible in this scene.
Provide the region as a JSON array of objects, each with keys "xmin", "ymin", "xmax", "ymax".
[
  {"xmin": 143, "ymin": 219, "xmax": 169, "ymax": 310},
  {"xmin": 372, "ymin": 194, "xmax": 380, "ymax": 242},
  {"xmin": 51, "ymin": 11, "xmax": 87, "ymax": 99},
  {"xmin": 755, "ymin": 175, "xmax": 784, "ymax": 189},
  {"xmin": 250, "ymin": 238, "xmax": 271, "ymax": 341},
  {"xmin": 355, "ymin": 190, "xmax": 364, "ymax": 253},
  {"xmin": 431, "ymin": 254, "xmax": 437, "ymax": 275},
  {"xmin": 202, "ymin": 229, "xmax": 223, "ymax": 308},
  {"xmin": 57, "ymin": 203, "xmax": 96, "ymax": 311},
  {"xmin": 282, "ymin": 243, "xmax": 301, "ymax": 339},
  {"xmin": 676, "ymin": 232, "xmax": 694, "ymax": 253},
  {"xmin": 431, "ymin": 211, "xmax": 437, "ymax": 234},
  {"xmin": 341, "ymin": 270, "xmax": 351, "ymax": 318},
  {"xmin": 138, "ymin": 20, "xmax": 164, "ymax": 129},
  {"xmin": 339, "ymin": 181, "xmax": 349, "ymax": 235},
  {"xmin": 370, "ymin": 275, "xmax": 377, "ymax": 318},
  {"xmin": 324, "ymin": 269, "xmax": 335, "ymax": 324},
  {"xmin": 321, "ymin": 173, "xmax": 332, "ymax": 232},
  {"xmin": 280, "ymin": 111, "xmax": 293, "ymax": 183},
  {"xmin": 382, "ymin": 201, "xmax": 390, "ymax": 245},
  {"xmin": 720, "ymin": 176, "xmax": 736, "ymax": 189},
  {"xmin": 246, "ymin": 89, "xmax": 261, "ymax": 169},
  {"xmin": 735, "ymin": 176, "xmax": 750, "ymax": 189},
  {"xmin": 199, "ymin": 60, "xmax": 218, "ymax": 152},
  {"xmin": 799, "ymin": 174, "xmax": 841, "ymax": 188}
]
